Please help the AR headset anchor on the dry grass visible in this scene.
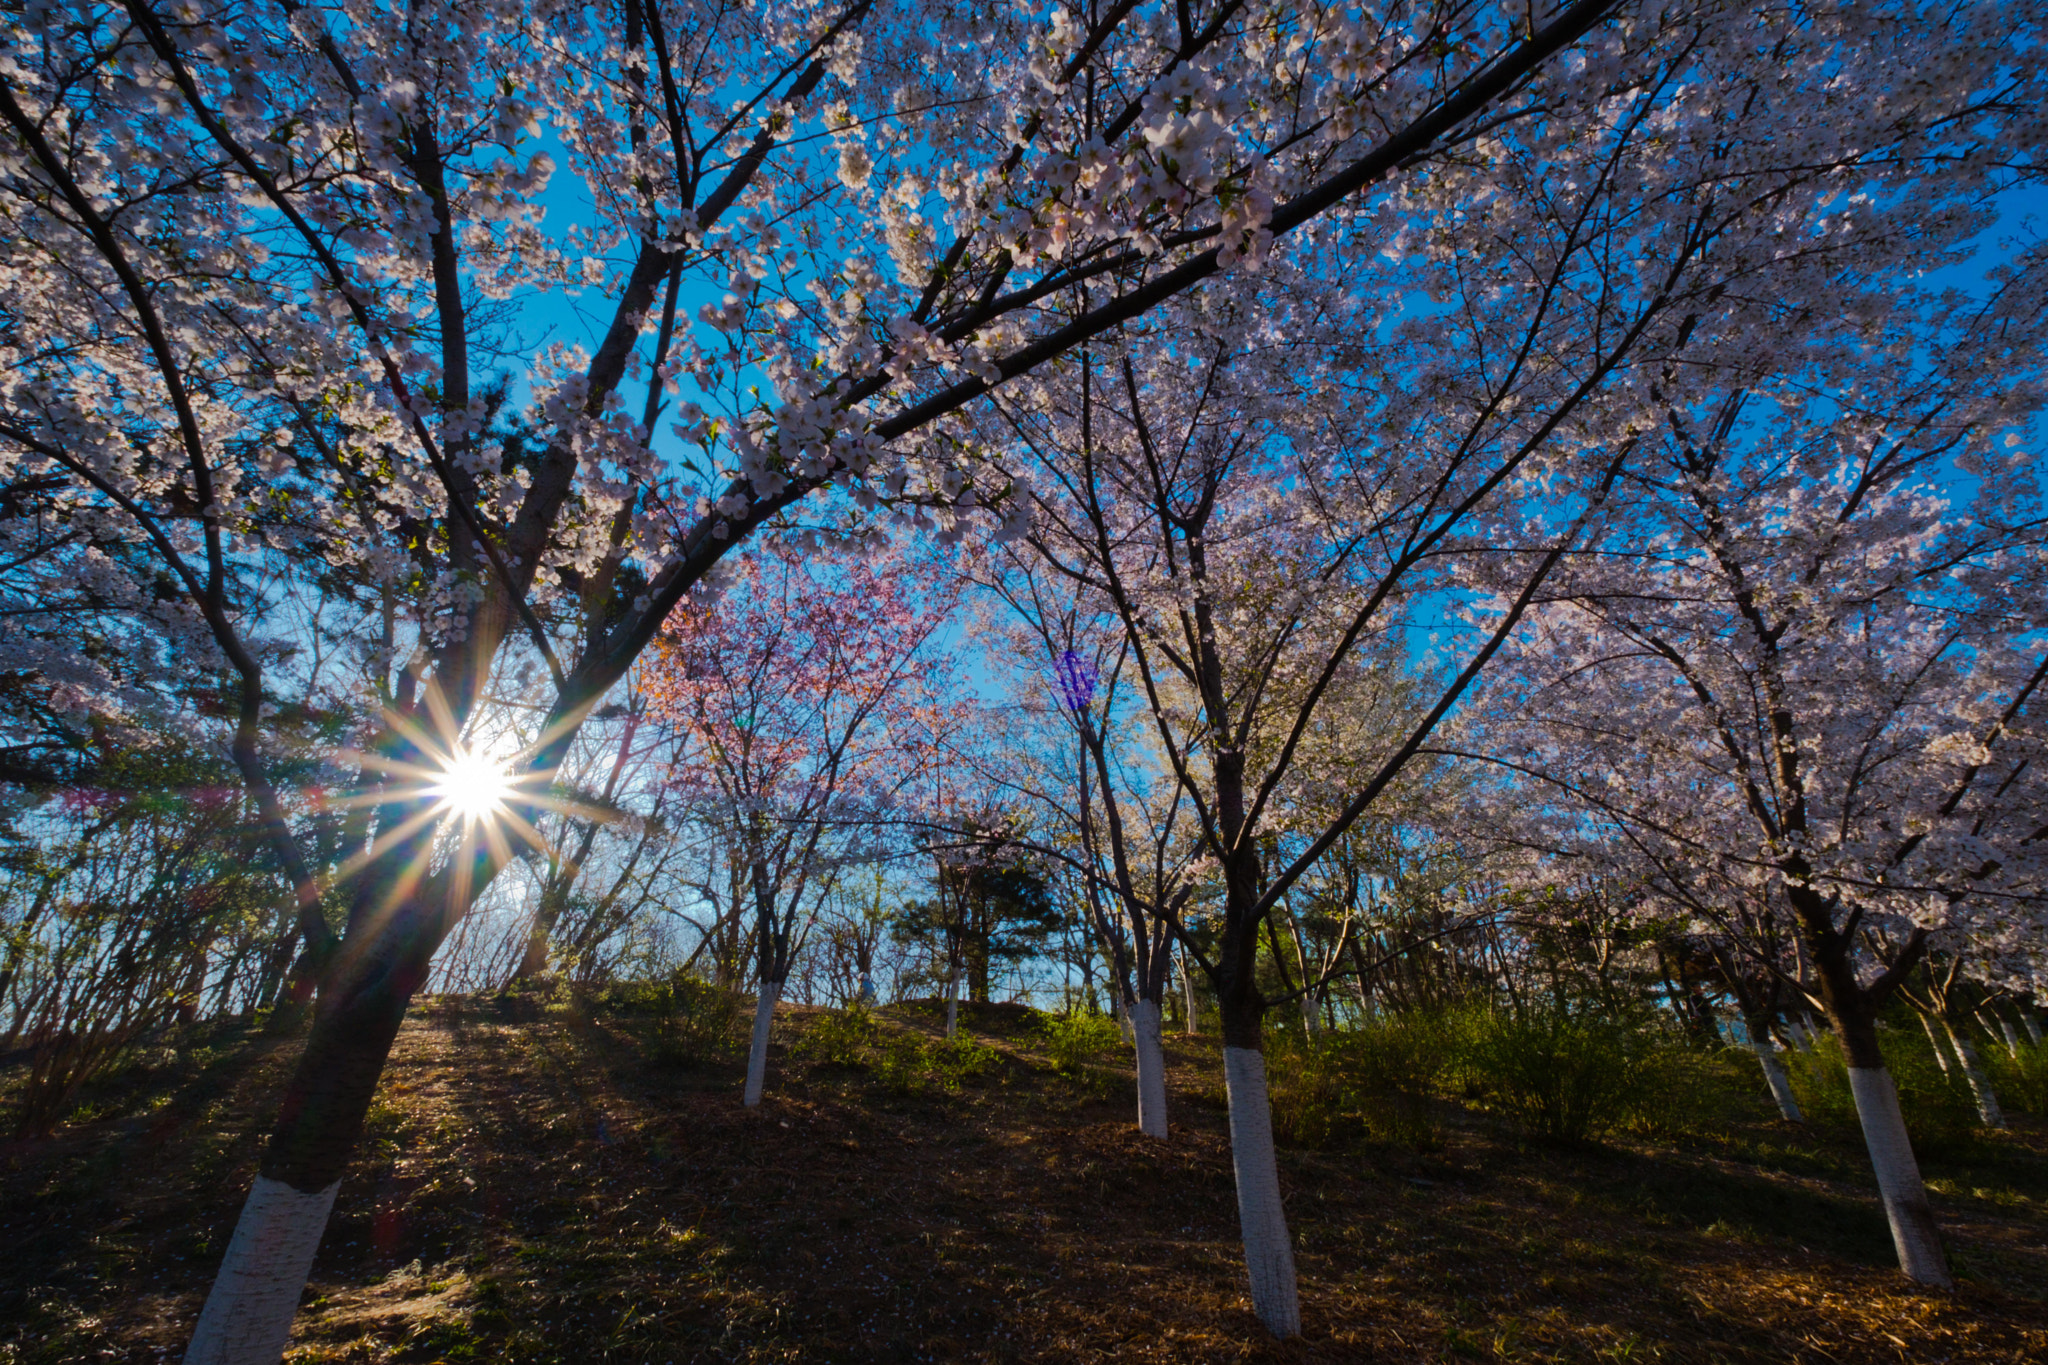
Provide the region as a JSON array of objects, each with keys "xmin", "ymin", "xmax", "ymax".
[{"xmin": 3, "ymin": 997, "xmax": 2046, "ymax": 1363}]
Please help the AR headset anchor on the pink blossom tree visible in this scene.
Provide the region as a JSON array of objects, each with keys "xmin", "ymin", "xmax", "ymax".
[{"xmin": 647, "ymin": 539, "xmax": 960, "ymax": 1103}]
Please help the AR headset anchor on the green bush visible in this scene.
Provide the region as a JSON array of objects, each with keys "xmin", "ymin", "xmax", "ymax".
[
  {"xmin": 791, "ymin": 1005, "xmax": 880, "ymax": 1068},
  {"xmin": 1444, "ymin": 1000, "xmax": 1668, "ymax": 1144},
  {"xmin": 1783, "ymin": 1030, "xmax": 1978, "ymax": 1156},
  {"xmin": 601, "ymin": 973, "xmax": 745, "ymax": 1066},
  {"xmin": 872, "ymin": 1031, "xmax": 1001, "ymax": 1095},
  {"xmin": 1266, "ymin": 1013, "xmax": 1448, "ymax": 1150},
  {"xmin": 1979, "ymin": 1036, "xmax": 2048, "ymax": 1117},
  {"xmin": 1034, "ymin": 1008, "xmax": 1124, "ymax": 1075}
]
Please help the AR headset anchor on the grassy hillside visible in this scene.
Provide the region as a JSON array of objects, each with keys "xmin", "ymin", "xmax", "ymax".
[{"xmin": 4, "ymin": 996, "xmax": 2046, "ymax": 1363}]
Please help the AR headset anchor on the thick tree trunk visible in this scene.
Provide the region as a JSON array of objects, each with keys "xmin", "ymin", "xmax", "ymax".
[
  {"xmin": 743, "ymin": 980, "xmax": 781, "ymax": 1108},
  {"xmin": 186, "ymin": 884, "xmax": 439, "ymax": 1361},
  {"xmin": 1747, "ymin": 1022, "xmax": 1802, "ymax": 1122},
  {"xmin": 1845, "ymin": 1066, "xmax": 1952, "ymax": 1287},
  {"xmin": 1942, "ymin": 1020, "xmax": 2005, "ymax": 1129},
  {"xmin": 1130, "ymin": 996, "xmax": 1168, "ymax": 1139},
  {"xmin": 1221, "ymin": 1042, "xmax": 1300, "ymax": 1337},
  {"xmin": 184, "ymin": 1177, "xmax": 340, "ymax": 1364}
]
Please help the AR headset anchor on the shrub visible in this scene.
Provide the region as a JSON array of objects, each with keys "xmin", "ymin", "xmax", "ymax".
[
  {"xmin": 1445, "ymin": 1000, "xmax": 1667, "ymax": 1144},
  {"xmin": 1266, "ymin": 1012, "xmax": 1448, "ymax": 1150},
  {"xmin": 1979, "ymin": 1036, "xmax": 2048, "ymax": 1117},
  {"xmin": 1784, "ymin": 1030, "xmax": 1978, "ymax": 1156},
  {"xmin": 792, "ymin": 1005, "xmax": 880, "ymax": 1068},
  {"xmin": 601, "ymin": 973, "xmax": 745, "ymax": 1066},
  {"xmin": 871, "ymin": 1031, "xmax": 1001, "ymax": 1095},
  {"xmin": 1035, "ymin": 1008, "xmax": 1124, "ymax": 1075}
]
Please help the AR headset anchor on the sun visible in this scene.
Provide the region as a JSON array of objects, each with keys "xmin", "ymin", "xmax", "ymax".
[{"xmin": 430, "ymin": 747, "xmax": 513, "ymax": 822}]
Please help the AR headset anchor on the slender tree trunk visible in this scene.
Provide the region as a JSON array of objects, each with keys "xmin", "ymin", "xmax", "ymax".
[
  {"xmin": 944, "ymin": 965, "xmax": 961, "ymax": 1040},
  {"xmin": 1219, "ymin": 1013, "xmax": 1299, "ymax": 1337},
  {"xmin": 2023, "ymin": 1011, "xmax": 2043, "ymax": 1046},
  {"xmin": 1919, "ymin": 1011, "xmax": 1953, "ymax": 1074},
  {"xmin": 1834, "ymin": 1008, "xmax": 1951, "ymax": 1287},
  {"xmin": 1180, "ymin": 950, "xmax": 1200, "ymax": 1035},
  {"xmin": 1996, "ymin": 1018, "xmax": 2021, "ymax": 1060},
  {"xmin": 1130, "ymin": 996, "xmax": 1168, "ymax": 1139},
  {"xmin": 1746, "ymin": 1020, "xmax": 1802, "ymax": 1122},
  {"xmin": 1298, "ymin": 991, "xmax": 1322, "ymax": 1037},
  {"xmin": 743, "ymin": 980, "xmax": 781, "ymax": 1108},
  {"xmin": 1942, "ymin": 1019, "xmax": 2005, "ymax": 1129}
]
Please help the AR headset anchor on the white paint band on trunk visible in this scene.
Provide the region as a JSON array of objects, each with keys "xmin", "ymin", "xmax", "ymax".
[
  {"xmin": 1130, "ymin": 997, "xmax": 1168, "ymax": 1139},
  {"xmin": 944, "ymin": 969, "xmax": 961, "ymax": 1039},
  {"xmin": 184, "ymin": 1174, "xmax": 340, "ymax": 1365},
  {"xmin": 1221, "ymin": 1046, "xmax": 1301, "ymax": 1337},
  {"xmin": 1749, "ymin": 1036, "xmax": 1802, "ymax": 1122},
  {"xmin": 743, "ymin": 980, "xmax": 781, "ymax": 1108},
  {"xmin": 1844, "ymin": 1066, "xmax": 1952, "ymax": 1287}
]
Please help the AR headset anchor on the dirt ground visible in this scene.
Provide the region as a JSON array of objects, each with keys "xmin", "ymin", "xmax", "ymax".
[{"xmin": 3, "ymin": 997, "xmax": 2045, "ymax": 1363}]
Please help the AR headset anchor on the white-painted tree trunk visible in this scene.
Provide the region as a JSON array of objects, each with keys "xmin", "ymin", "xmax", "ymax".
[
  {"xmin": 743, "ymin": 981, "xmax": 781, "ymax": 1108},
  {"xmin": 1298, "ymin": 992, "xmax": 1322, "ymax": 1036},
  {"xmin": 1845, "ymin": 1067, "xmax": 1952, "ymax": 1286},
  {"xmin": 944, "ymin": 968, "xmax": 961, "ymax": 1040},
  {"xmin": 1918, "ymin": 1012, "xmax": 1953, "ymax": 1074},
  {"xmin": 183, "ymin": 1175, "xmax": 340, "ymax": 1365},
  {"xmin": 1130, "ymin": 997, "xmax": 1168, "ymax": 1139},
  {"xmin": 2023, "ymin": 1011, "xmax": 2043, "ymax": 1046},
  {"xmin": 1750, "ymin": 1034, "xmax": 1802, "ymax": 1122},
  {"xmin": 1996, "ymin": 1018, "xmax": 2021, "ymax": 1060},
  {"xmin": 1221, "ymin": 1047, "xmax": 1300, "ymax": 1337},
  {"xmin": 1180, "ymin": 953, "xmax": 1200, "ymax": 1036},
  {"xmin": 1943, "ymin": 1021, "xmax": 2005, "ymax": 1128}
]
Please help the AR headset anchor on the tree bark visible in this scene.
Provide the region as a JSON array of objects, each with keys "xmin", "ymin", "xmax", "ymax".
[
  {"xmin": 183, "ymin": 1176, "xmax": 340, "ymax": 1364},
  {"xmin": 1942, "ymin": 1019, "xmax": 2005, "ymax": 1129},
  {"xmin": 1996, "ymin": 1017, "xmax": 2021, "ymax": 1060},
  {"xmin": 743, "ymin": 980, "xmax": 781, "ymax": 1108},
  {"xmin": 2023, "ymin": 1011, "xmax": 2043, "ymax": 1047},
  {"xmin": 1180, "ymin": 950, "xmax": 1200, "ymax": 1036},
  {"xmin": 1749, "ymin": 1032, "xmax": 1802, "ymax": 1122},
  {"xmin": 1221, "ymin": 1042, "xmax": 1300, "ymax": 1337},
  {"xmin": 1918, "ymin": 1011, "xmax": 1953, "ymax": 1074},
  {"xmin": 944, "ymin": 966, "xmax": 961, "ymax": 1040},
  {"xmin": 1845, "ymin": 1066, "xmax": 1952, "ymax": 1287},
  {"xmin": 1130, "ymin": 996, "xmax": 1168, "ymax": 1139},
  {"xmin": 186, "ymin": 872, "xmax": 444, "ymax": 1360}
]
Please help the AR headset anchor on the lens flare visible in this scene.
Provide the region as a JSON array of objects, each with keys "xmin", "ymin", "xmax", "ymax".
[{"xmin": 430, "ymin": 747, "xmax": 512, "ymax": 822}]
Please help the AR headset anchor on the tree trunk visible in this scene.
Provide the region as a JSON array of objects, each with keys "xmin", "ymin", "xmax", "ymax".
[
  {"xmin": 1221, "ymin": 1040, "xmax": 1300, "ymax": 1337},
  {"xmin": 944, "ymin": 966, "xmax": 961, "ymax": 1040},
  {"xmin": 1130, "ymin": 996, "xmax": 1168, "ymax": 1139},
  {"xmin": 1746, "ymin": 1023, "xmax": 1802, "ymax": 1122},
  {"xmin": 1996, "ymin": 1018, "xmax": 2021, "ymax": 1060},
  {"xmin": 1180, "ymin": 951, "xmax": 1200, "ymax": 1036},
  {"xmin": 2023, "ymin": 1011, "xmax": 2043, "ymax": 1047},
  {"xmin": 1298, "ymin": 991, "xmax": 1322, "ymax": 1036},
  {"xmin": 184, "ymin": 1177, "xmax": 341, "ymax": 1364},
  {"xmin": 1918, "ymin": 1011, "xmax": 1953, "ymax": 1074},
  {"xmin": 1942, "ymin": 1020, "xmax": 2005, "ymax": 1129},
  {"xmin": 186, "ymin": 886, "xmax": 438, "ymax": 1361},
  {"xmin": 1845, "ymin": 1065, "xmax": 1952, "ymax": 1287},
  {"xmin": 743, "ymin": 980, "xmax": 781, "ymax": 1108}
]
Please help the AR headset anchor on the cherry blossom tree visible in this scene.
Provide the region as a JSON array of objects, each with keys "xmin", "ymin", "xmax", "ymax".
[
  {"xmin": 2, "ymin": 0, "xmax": 2040, "ymax": 1352},
  {"xmin": 1463, "ymin": 292, "xmax": 2048, "ymax": 1284},
  {"xmin": 647, "ymin": 540, "xmax": 959, "ymax": 1103}
]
